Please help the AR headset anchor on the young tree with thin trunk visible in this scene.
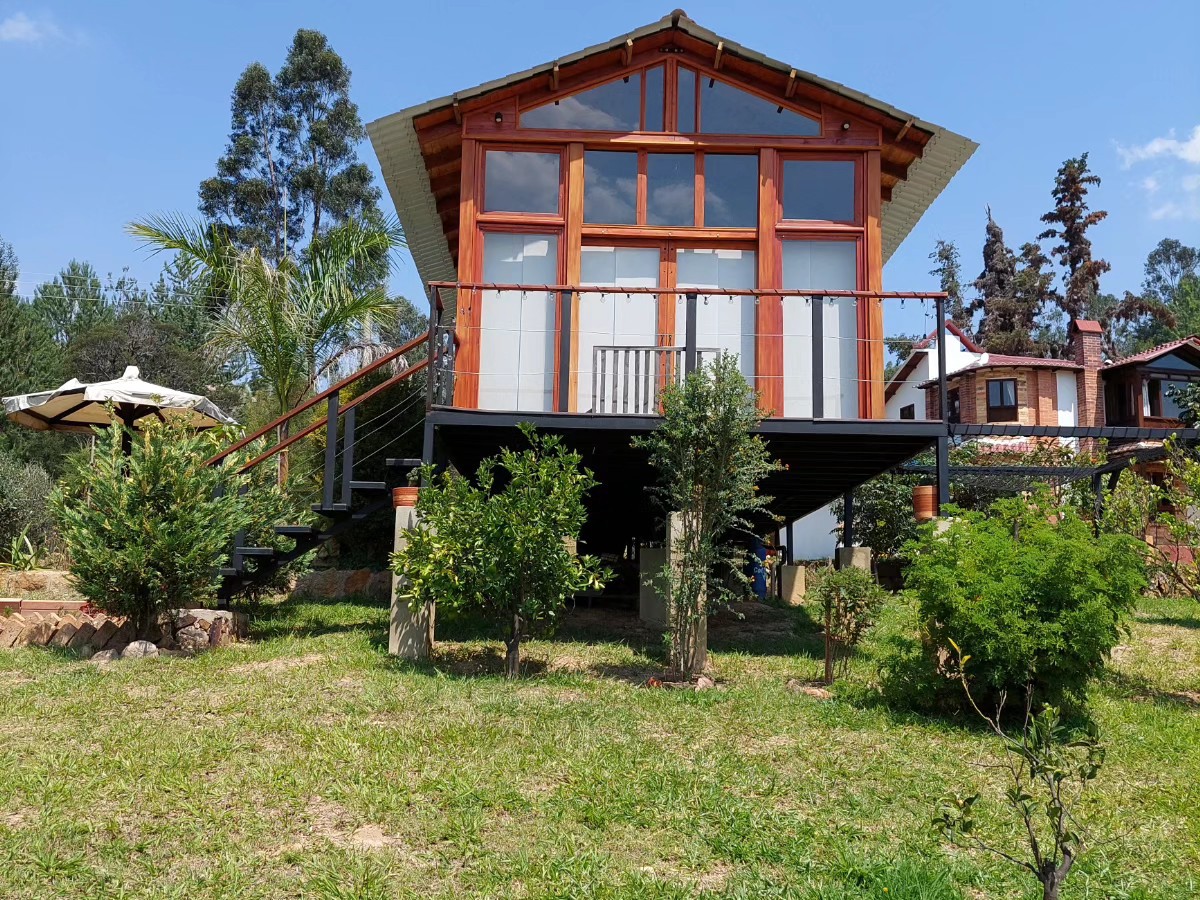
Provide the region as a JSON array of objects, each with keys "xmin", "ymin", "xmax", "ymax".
[
  {"xmin": 392, "ymin": 425, "xmax": 607, "ymax": 678},
  {"xmin": 634, "ymin": 355, "xmax": 781, "ymax": 679}
]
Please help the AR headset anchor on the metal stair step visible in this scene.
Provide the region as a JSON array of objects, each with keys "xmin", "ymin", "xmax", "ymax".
[
  {"xmin": 349, "ymin": 480, "xmax": 388, "ymax": 492},
  {"xmin": 312, "ymin": 503, "xmax": 350, "ymax": 515},
  {"xmin": 275, "ymin": 525, "xmax": 320, "ymax": 538},
  {"xmin": 385, "ymin": 458, "xmax": 422, "ymax": 469},
  {"xmin": 235, "ymin": 547, "xmax": 276, "ymax": 557}
]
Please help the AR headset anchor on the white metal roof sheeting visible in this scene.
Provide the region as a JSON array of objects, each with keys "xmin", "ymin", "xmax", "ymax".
[{"xmin": 367, "ymin": 13, "xmax": 978, "ymax": 319}]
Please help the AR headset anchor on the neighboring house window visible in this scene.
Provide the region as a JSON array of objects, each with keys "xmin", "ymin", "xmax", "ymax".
[
  {"xmin": 899, "ymin": 404, "xmax": 915, "ymax": 420},
  {"xmin": 947, "ymin": 388, "xmax": 961, "ymax": 424},
  {"xmin": 986, "ymin": 378, "xmax": 1018, "ymax": 422}
]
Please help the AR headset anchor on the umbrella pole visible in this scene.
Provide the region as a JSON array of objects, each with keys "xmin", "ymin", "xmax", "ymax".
[{"xmin": 119, "ymin": 406, "xmax": 135, "ymax": 457}]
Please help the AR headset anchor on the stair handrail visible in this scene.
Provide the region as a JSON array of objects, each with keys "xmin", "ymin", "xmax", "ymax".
[{"xmin": 206, "ymin": 329, "xmax": 432, "ymax": 469}]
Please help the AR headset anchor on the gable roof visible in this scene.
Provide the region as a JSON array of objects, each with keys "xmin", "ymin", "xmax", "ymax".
[
  {"xmin": 1105, "ymin": 336, "xmax": 1200, "ymax": 371},
  {"xmin": 367, "ymin": 12, "xmax": 978, "ymax": 307},
  {"xmin": 884, "ymin": 323, "xmax": 983, "ymax": 401}
]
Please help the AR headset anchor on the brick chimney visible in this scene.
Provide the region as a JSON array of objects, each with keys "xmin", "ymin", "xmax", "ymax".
[{"xmin": 1069, "ymin": 320, "xmax": 1104, "ymax": 430}]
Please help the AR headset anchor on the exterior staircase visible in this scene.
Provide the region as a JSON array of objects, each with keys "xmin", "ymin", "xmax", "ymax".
[{"xmin": 207, "ymin": 329, "xmax": 434, "ymax": 602}]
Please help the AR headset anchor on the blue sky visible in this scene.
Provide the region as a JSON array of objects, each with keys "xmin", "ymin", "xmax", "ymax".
[{"xmin": 2, "ymin": 0, "xmax": 1198, "ymax": 337}]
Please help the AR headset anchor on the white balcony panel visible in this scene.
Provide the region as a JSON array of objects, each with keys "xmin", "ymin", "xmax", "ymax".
[
  {"xmin": 479, "ymin": 233, "xmax": 558, "ymax": 412},
  {"xmin": 781, "ymin": 241, "xmax": 858, "ymax": 418}
]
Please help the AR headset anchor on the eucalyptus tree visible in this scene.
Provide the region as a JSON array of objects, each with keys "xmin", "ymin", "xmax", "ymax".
[{"xmin": 128, "ymin": 215, "xmax": 404, "ymax": 482}]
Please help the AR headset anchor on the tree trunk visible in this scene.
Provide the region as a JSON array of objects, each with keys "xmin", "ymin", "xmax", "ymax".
[{"xmin": 505, "ymin": 611, "xmax": 521, "ymax": 679}]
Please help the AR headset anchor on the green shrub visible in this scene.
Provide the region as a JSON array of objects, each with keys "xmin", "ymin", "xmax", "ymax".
[
  {"xmin": 892, "ymin": 490, "xmax": 1145, "ymax": 712},
  {"xmin": 51, "ymin": 419, "xmax": 272, "ymax": 635},
  {"xmin": 831, "ymin": 475, "xmax": 920, "ymax": 561},
  {"xmin": 0, "ymin": 450, "xmax": 56, "ymax": 563},
  {"xmin": 810, "ymin": 565, "xmax": 889, "ymax": 683}
]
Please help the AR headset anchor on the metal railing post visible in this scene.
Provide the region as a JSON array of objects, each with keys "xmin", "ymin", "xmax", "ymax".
[
  {"xmin": 425, "ymin": 288, "xmax": 439, "ymax": 412},
  {"xmin": 811, "ymin": 296, "xmax": 825, "ymax": 419},
  {"xmin": 935, "ymin": 294, "xmax": 950, "ymax": 510},
  {"xmin": 684, "ymin": 292, "xmax": 698, "ymax": 375},
  {"xmin": 340, "ymin": 405, "xmax": 356, "ymax": 506},
  {"xmin": 558, "ymin": 290, "xmax": 573, "ymax": 412},
  {"xmin": 322, "ymin": 393, "xmax": 339, "ymax": 510}
]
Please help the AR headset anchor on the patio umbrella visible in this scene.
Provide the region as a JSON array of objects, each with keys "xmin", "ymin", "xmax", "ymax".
[{"xmin": 3, "ymin": 365, "xmax": 236, "ymax": 452}]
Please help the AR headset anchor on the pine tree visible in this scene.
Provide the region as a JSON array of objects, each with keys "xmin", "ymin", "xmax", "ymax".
[
  {"xmin": 30, "ymin": 260, "xmax": 114, "ymax": 346},
  {"xmin": 199, "ymin": 31, "xmax": 380, "ymax": 261},
  {"xmin": 929, "ymin": 239, "xmax": 974, "ymax": 334},
  {"xmin": 1038, "ymin": 154, "xmax": 1171, "ymax": 355},
  {"xmin": 973, "ymin": 211, "xmax": 1043, "ymax": 356}
]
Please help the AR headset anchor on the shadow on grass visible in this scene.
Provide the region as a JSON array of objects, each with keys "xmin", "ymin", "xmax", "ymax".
[
  {"xmin": 1101, "ymin": 667, "xmax": 1200, "ymax": 709},
  {"xmin": 242, "ymin": 593, "xmax": 390, "ymax": 648},
  {"xmin": 1137, "ymin": 614, "xmax": 1200, "ymax": 630}
]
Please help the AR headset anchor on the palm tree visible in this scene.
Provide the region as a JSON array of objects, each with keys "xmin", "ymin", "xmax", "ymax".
[{"xmin": 129, "ymin": 215, "xmax": 405, "ymax": 482}]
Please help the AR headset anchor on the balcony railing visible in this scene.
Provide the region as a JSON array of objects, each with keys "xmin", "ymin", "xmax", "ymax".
[{"xmin": 591, "ymin": 345, "xmax": 719, "ymax": 414}]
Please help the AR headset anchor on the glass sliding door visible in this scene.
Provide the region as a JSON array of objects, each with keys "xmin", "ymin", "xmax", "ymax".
[
  {"xmin": 478, "ymin": 232, "xmax": 558, "ymax": 412},
  {"xmin": 674, "ymin": 247, "xmax": 756, "ymax": 383},
  {"xmin": 578, "ymin": 246, "xmax": 660, "ymax": 413},
  {"xmin": 780, "ymin": 241, "xmax": 858, "ymax": 418}
]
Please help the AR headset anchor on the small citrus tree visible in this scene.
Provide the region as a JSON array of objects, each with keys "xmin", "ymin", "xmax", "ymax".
[
  {"xmin": 51, "ymin": 419, "xmax": 269, "ymax": 636},
  {"xmin": 809, "ymin": 566, "xmax": 888, "ymax": 683},
  {"xmin": 634, "ymin": 354, "xmax": 781, "ymax": 678},
  {"xmin": 392, "ymin": 425, "xmax": 607, "ymax": 678}
]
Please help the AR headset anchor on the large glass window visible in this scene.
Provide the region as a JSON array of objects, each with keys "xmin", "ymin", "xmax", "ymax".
[
  {"xmin": 695, "ymin": 72, "xmax": 820, "ymax": 136},
  {"xmin": 677, "ymin": 67, "xmax": 696, "ymax": 133},
  {"xmin": 780, "ymin": 241, "xmax": 858, "ymax": 418},
  {"xmin": 478, "ymin": 233, "xmax": 559, "ymax": 412},
  {"xmin": 676, "ymin": 248, "xmax": 757, "ymax": 383},
  {"xmin": 703, "ymin": 154, "xmax": 758, "ymax": 228},
  {"xmin": 782, "ymin": 160, "xmax": 856, "ymax": 222},
  {"xmin": 647, "ymin": 153, "xmax": 695, "ymax": 226},
  {"xmin": 483, "ymin": 151, "xmax": 560, "ymax": 215},
  {"xmin": 584, "ymin": 151, "xmax": 637, "ymax": 225},
  {"xmin": 521, "ymin": 66, "xmax": 664, "ymax": 132}
]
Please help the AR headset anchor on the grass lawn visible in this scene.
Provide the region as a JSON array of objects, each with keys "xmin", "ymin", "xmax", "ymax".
[{"xmin": 0, "ymin": 592, "xmax": 1197, "ymax": 899}]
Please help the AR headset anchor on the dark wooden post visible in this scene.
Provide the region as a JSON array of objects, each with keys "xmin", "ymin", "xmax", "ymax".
[
  {"xmin": 812, "ymin": 296, "xmax": 824, "ymax": 419},
  {"xmin": 843, "ymin": 489, "xmax": 855, "ymax": 549}
]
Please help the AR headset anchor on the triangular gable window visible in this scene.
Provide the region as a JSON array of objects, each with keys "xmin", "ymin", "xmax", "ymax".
[
  {"xmin": 521, "ymin": 67, "xmax": 664, "ymax": 132},
  {"xmin": 679, "ymin": 68, "xmax": 820, "ymax": 137}
]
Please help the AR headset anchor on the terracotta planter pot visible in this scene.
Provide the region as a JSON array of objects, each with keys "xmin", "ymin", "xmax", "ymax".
[
  {"xmin": 392, "ymin": 487, "xmax": 420, "ymax": 508},
  {"xmin": 912, "ymin": 484, "xmax": 937, "ymax": 523}
]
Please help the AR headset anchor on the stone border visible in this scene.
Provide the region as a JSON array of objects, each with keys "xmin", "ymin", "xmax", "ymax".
[{"xmin": 0, "ymin": 608, "xmax": 248, "ymax": 658}]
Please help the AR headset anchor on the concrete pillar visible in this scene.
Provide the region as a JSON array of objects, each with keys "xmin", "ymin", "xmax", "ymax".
[
  {"xmin": 780, "ymin": 564, "xmax": 806, "ymax": 606},
  {"xmin": 389, "ymin": 489, "xmax": 434, "ymax": 659},
  {"xmin": 638, "ymin": 544, "xmax": 669, "ymax": 627},
  {"xmin": 835, "ymin": 546, "xmax": 872, "ymax": 571}
]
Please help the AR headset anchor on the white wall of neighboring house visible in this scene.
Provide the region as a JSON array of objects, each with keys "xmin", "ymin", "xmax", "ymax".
[
  {"xmin": 784, "ymin": 329, "xmax": 982, "ymax": 562},
  {"xmin": 884, "ymin": 353, "xmax": 931, "ymax": 419}
]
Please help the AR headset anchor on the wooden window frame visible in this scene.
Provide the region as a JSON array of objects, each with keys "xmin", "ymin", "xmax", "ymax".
[
  {"xmin": 986, "ymin": 377, "xmax": 1019, "ymax": 423},
  {"xmin": 477, "ymin": 144, "xmax": 567, "ymax": 224},
  {"xmin": 518, "ymin": 62, "xmax": 667, "ymax": 134},
  {"xmin": 776, "ymin": 152, "xmax": 863, "ymax": 228},
  {"xmin": 677, "ymin": 62, "xmax": 823, "ymax": 138}
]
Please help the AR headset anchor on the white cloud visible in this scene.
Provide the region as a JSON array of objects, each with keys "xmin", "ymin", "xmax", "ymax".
[
  {"xmin": 1119, "ymin": 124, "xmax": 1200, "ymax": 222},
  {"xmin": 0, "ymin": 11, "xmax": 68, "ymax": 43},
  {"xmin": 1118, "ymin": 125, "xmax": 1200, "ymax": 167}
]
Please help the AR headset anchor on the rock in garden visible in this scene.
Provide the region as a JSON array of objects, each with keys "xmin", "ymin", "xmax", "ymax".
[
  {"xmin": 694, "ymin": 675, "xmax": 716, "ymax": 691},
  {"xmin": 90, "ymin": 648, "xmax": 120, "ymax": 664},
  {"xmin": 175, "ymin": 625, "xmax": 209, "ymax": 653},
  {"xmin": 121, "ymin": 640, "xmax": 159, "ymax": 660},
  {"xmin": 786, "ymin": 678, "xmax": 832, "ymax": 700}
]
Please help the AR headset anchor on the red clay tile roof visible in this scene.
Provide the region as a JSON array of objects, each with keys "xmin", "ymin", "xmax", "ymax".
[
  {"xmin": 1105, "ymin": 336, "xmax": 1200, "ymax": 370},
  {"xmin": 910, "ymin": 322, "xmax": 984, "ymax": 353},
  {"xmin": 914, "ymin": 354, "xmax": 1081, "ymax": 389},
  {"xmin": 885, "ymin": 323, "xmax": 984, "ymax": 400}
]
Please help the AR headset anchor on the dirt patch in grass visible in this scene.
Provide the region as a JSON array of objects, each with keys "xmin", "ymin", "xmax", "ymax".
[{"xmin": 230, "ymin": 653, "xmax": 326, "ymax": 675}]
